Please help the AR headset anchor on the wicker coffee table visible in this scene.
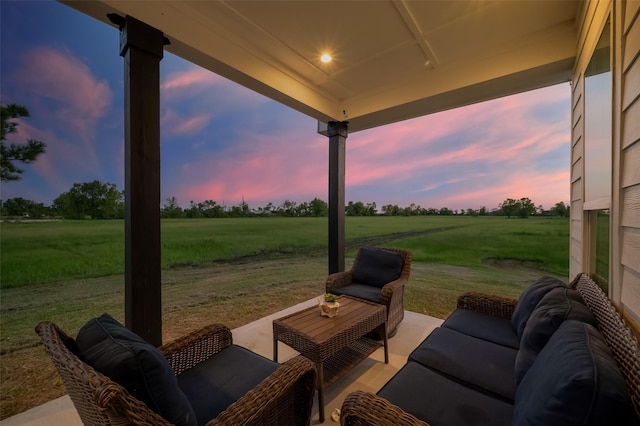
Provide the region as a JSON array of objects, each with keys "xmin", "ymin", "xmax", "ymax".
[{"xmin": 273, "ymin": 295, "xmax": 388, "ymax": 422}]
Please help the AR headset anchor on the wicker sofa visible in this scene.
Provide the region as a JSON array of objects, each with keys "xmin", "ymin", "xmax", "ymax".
[
  {"xmin": 36, "ymin": 316, "xmax": 316, "ymax": 426},
  {"xmin": 341, "ymin": 274, "xmax": 640, "ymax": 426}
]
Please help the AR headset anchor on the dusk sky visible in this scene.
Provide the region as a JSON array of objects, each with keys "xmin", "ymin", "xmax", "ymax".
[{"xmin": 1, "ymin": 1, "xmax": 571, "ymax": 212}]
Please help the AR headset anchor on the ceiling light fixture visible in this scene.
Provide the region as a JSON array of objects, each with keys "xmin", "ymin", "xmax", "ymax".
[{"xmin": 321, "ymin": 53, "xmax": 332, "ymax": 63}]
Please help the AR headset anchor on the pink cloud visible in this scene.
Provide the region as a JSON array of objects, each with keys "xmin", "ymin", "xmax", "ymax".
[
  {"xmin": 438, "ymin": 170, "xmax": 570, "ymax": 210},
  {"xmin": 6, "ymin": 119, "xmax": 97, "ymax": 194},
  {"xmin": 161, "ymin": 67, "xmax": 222, "ymax": 90},
  {"xmin": 10, "ymin": 46, "xmax": 115, "ymax": 193},
  {"xmin": 167, "ymin": 128, "xmax": 328, "ymax": 206},
  {"xmin": 161, "ymin": 109, "xmax": 212, "ymax": 136},
  {"xmin": 343, "ymin": 84, "xmax": 570, "ymax": 194},
  {"xmin": 161, "ymin": 63, "xmax": 270, "ymax": 108},
  {"xmin": 17, "ymin": 46, "xmax": 112, "ymax": 147}
]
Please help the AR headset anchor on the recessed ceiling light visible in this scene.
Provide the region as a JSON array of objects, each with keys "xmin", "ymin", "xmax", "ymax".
[{"xmin": 321, "ymin": 53, "xmax": 332, "ymax": 63}]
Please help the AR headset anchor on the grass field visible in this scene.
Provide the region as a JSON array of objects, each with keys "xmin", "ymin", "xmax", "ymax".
[
  {"xmin": 0, "ymin": 216, "xmax": 569, "ymax": 288},
  {"xmin": 0, "ymin": 216, "xmax": 569, "ymax": 419}
]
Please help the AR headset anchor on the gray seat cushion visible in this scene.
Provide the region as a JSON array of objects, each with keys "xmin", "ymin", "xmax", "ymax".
[
  {"xmin": 515, "ymin": 287, "xmax": 597, "ymax": 383},
  {"xmin": 352, "ymin": 248, "xmax": 403, "ymax": 288},
  {"xmin": 378, "ymin": 361, "xmax": 513, "ymax": 426},
  {"xmin": 332, "ymin": 283, "xmax": 382, "ymax": 304},
  {"xmin": 441, "ymin": 308, "xmax": 519, "ymax": 349},
  {"xmin": 76, "ymin": 313, "xmax": 197, "ymax": 426},
  {"xmin": 177, "ymin": 345, "xmax": 280, "ymax": 426},
  {"xmin": 514, "ymin": 320, "xmax": 637, "ymax": 426},
  {"xmin": 408, "ymin": 327, "xmax": 518, "ymax": 401},
  {"xmin": 511, "ymin": 276, "xmax": 567, "ymax": 339}
]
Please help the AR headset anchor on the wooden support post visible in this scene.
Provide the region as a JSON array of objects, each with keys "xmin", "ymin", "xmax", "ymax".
[
  {"xmin": 327, "ymin": 121, "xmax": 348, "ymax": 274},
  {"xmin": 117, "ymin": 15, "xmax": 165, "ymax": 346}
]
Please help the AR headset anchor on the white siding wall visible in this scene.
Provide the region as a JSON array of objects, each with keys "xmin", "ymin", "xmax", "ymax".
[
  {"xmin": 572, "ymin": 0, "xmax": 640, "ymax": 330},
  {"xmin": 619, "ymin": 0, "xmax": 640, "ymax": 326}
]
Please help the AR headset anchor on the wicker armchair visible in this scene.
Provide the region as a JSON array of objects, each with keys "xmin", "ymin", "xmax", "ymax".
[
  {"xmin": 326, "ymin": 247, "xmax": 412, "ymax": 338},
  {"xmin": 35, "ymin": 321, "xmax": 316, "ymax": 426}
]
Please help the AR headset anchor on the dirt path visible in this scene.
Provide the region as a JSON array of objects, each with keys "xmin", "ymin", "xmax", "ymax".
[{"xmin": 345, "ymin": 226, "xmax": 463, "ymax": 250}]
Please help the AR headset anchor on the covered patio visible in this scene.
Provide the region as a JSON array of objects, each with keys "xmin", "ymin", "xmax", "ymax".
[
  {"xmin": 57, "ymin": 0, "xmax": 590, "ymax": 345},
  {"xmin": 9, "ymin": 0, "xmax": 640, "ymax": 423}
]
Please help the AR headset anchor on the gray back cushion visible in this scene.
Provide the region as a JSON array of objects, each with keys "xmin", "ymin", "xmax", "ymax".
[
  {"xmin": 352, "ymin": 248, "xmax": 403, "ymax": 288},
  {"xmin": 511, "ymin": 276, "xmax": 567, "ymax": 339},
  {"xmin": 76, "ymin": 313, "xmax": 197, "ymax": 426},
  {"xmin": 514, "ymin": 320, "xmax": 637, "ymax": 425},
  {"xmin": 514, "ymin": 287, "xmax": 597, "ymax": 383}
]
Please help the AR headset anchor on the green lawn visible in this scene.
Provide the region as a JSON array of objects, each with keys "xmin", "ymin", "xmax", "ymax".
[{"xmin": 0, "ymin": 216, "xmax": 568, "ymax": 288}]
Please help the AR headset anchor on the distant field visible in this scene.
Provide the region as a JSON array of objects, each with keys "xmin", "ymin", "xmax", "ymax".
[{"xmin": 0, "ymin": 216, "xmax": 569, "ymax": 288}]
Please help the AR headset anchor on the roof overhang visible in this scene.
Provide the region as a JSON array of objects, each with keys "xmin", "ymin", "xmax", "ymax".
[{"xmin": 62, "ymin": 0, "xmax": 582, "ymax": 132}]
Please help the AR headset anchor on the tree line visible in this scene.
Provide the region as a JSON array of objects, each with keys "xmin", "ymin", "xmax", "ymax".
[{"xmin": 1, "ymin": 179, "xmax": 570, "ymax": 219}]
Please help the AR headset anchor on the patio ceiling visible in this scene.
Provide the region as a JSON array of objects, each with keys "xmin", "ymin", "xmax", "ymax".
[{"xmin": 62, "ymin": 0, "xmax": 582, "ymax": 133}]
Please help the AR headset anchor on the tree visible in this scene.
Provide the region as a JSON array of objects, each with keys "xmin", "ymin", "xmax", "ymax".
[
  {"xmin": 201, "ymin": 200, "xmax": 224, "ymax": 217},
  {"xmin": 1, "ymin": 104, "xmax": 46, "ymax": 181},
  {"xmin": 229, "ymin": 199, "xmax": 249, "ymax": 217},
  {"xmin": 500, "ymin": 197, "xmax": 536, "ymax": 218},
  {"xmin": 517, "ymin": 197, "xmax": 536, "ymax": 218},
  {"xmin": 53, "ymin": 180, "xmax": 124, "ymax": 219},
  {"xmin": 1, "ymin": 197, "xmax": 52, "ymax": 218},
  {"xmin": 185, "ymin": 200, "xmax": 203, "ymax": 218},
  {"xmin": 500, "ymin": 198, "xmax": 519, "ymax": 218},
  {"xmin": 403, "ymin": 203, "xmax": 420, "ymax": 216},
  {"xmin": 161, "ymin": 196, "xmax": 184, "ymax": 218},
  {"xmin": 277, "ymin": 200, "xmax": 298, "ymax": 216},
  {"xmin": 381, "ymin": 204, "xmax": 400, "ymax": 216},
  {"xmin": 309, "ymin": 198, "xmax": 328, "ymax": 217},
  {"xmin": 346, "ymin": 201, "xmax": 366, "ymax": 216},
  {"xmin": 550, "ymin": 201, "xmax": 568, "ymax": 217}
]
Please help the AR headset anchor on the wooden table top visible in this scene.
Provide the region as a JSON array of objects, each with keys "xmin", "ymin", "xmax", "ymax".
[{"xmin": 273, "ymin": 296, "xmax": 386, "ymax": 361}]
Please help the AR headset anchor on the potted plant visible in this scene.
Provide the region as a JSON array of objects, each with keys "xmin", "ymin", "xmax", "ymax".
[{"xmin": 318, "ymin": 293, "xmax": 340, "ymax": 317}]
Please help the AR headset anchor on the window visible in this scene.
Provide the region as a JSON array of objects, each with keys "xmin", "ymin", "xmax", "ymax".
[{"xmin": 584, "ymin": 20, "xmax": 611, "ymax": 291}]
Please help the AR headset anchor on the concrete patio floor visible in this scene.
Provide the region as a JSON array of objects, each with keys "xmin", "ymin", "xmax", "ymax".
[{"xmin": 2, "ymin": 297, "xmax": 443, "ymax": 425}]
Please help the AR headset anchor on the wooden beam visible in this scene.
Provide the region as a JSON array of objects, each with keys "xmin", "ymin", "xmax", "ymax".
[
  {"xmin": 327, "ymin": 121, "xmax": 348, "ymax": 274},
  {"xmin": 118, "ymin": 15, "xmax": 164, "ymax": 346}
]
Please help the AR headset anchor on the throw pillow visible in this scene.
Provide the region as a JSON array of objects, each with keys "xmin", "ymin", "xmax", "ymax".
[
  {"xmin": 511, "ymin": 276, "xmax": 566, "ymax": 339},
  {"xmin": 515, "ymin": 287, "xmax": 597, "ymax": 383},
  {"xmin": 513, "ymin": 320, "xmax": 636, "ymax": 425},
  {"xmin": 75, "ymin": 313, "xmax": 197, "ymax": 426},
  {"xmin": 352, "ymin": 248, "xmax": 404, "ymax": 288}
]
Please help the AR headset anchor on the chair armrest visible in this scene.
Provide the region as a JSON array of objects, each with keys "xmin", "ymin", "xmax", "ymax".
[
  {"xmin": 160, "ymin": 323, "xmax": 233, "ymax": 375},
  {"xmin": 326, "ymin": 270, "xmax": 354, "ymax": 293},
  {"xmin": 380, "ymin": 276, "xmax": 408, "ymax": 305},
  {"xmin": 207, "ymin": 355, "xmax": 316, "ymax": 426},
  {"xmin": 95, "ymin": 382, "xmax": 173, "ymax": 425},
  {"xmin": 341, "ymin": 390, "xmax": 430, "ymax": 426},
  {"xmin": 456, "ymin": 292, "xmax": 518, "ymax": 320}
]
